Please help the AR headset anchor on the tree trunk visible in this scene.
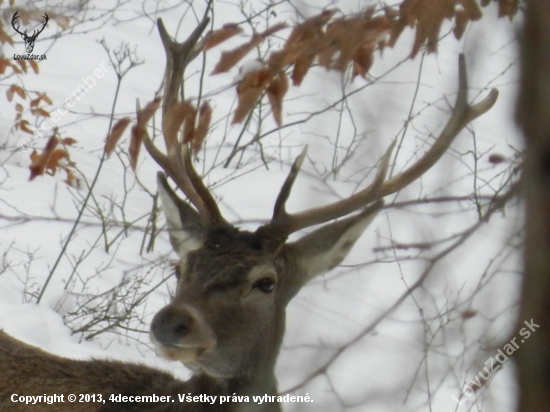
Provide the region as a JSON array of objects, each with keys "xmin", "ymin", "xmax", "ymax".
[{"xmin": 515, "ymin": 1, "xmax": 550, "ymax": 410}]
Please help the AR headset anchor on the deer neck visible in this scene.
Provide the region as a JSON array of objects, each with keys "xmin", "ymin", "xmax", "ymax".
[{"xmin": 182, "ymin": 371, "xmax": 280, "ymax": 411}]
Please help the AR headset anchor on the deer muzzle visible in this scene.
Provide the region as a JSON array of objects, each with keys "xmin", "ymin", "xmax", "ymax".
[{"xmin": 150, "ymin": 303, "xmax": 216, "ymax": 363}]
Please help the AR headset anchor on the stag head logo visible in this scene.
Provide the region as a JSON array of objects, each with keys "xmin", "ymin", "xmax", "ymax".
[{"xmin": 11, "ymin": 11, "xmax": 49, "ymax": 54}]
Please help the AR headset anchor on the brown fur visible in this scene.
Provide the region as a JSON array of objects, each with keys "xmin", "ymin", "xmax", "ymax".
[{"xmin": 0, "ymin": 331, "xmax": 277, "ymax": 412}]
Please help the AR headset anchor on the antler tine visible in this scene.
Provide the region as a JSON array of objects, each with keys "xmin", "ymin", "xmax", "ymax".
[
  {"xmin": 268, "ymin": 54, "xmax": 498, "ymax": 236},
  {"xmin": 272, "ymin": 146, "xmax": 308, "ymax": 220},
  {"xmin": 269, "ymin": 141, "xmax": 393, "ymax": 234},
  {"xmin": 157, "ymin": 17, "xmax": 210, "ymax": 120},
  {"xmin": 37, "ymin": 13, "xmax": 49, "ymax": 35},
  {"xmin": 142, "ymin": 16, "xmax": 225, "ymax": 225},
  {"xmin": 141, "ymin": 129, "xmax": 211, "ymax": 222},
  {"xmin": 377, "ymin": 54, "xmax": 498, "ymax": 197},
  {"xmin": 11, "ymin": 11, "xmax": 23, "ymax": 35}
]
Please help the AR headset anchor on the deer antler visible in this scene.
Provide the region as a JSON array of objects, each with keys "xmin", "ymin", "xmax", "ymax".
[
  {"xmin": 268, "ymin": 54, "xmax": 499, "ymax": 235},
  {"xmin": 11, "ymin": 11, "xmax": 49, "ymax": 38},
  {"xmin": 34, "ymin": 13, "xmax": 49, "ymax": 38},
  {"xmin": 11, "ymin": 11, "xmax": 24, "ymax": 36},
  {"xmin": 140, "ymin": 16, "xmax": 226, "ymax": 226}
]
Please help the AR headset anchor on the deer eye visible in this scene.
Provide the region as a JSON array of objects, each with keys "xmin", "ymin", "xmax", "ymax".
[{"xmin": 253, "ymin": 277, "xmax": 276, "ymax": 293}]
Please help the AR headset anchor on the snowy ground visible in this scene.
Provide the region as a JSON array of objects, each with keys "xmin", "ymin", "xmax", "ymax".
[{"xmin": 0, "ymin": 1, "xmax": 523, "ymax": 411}]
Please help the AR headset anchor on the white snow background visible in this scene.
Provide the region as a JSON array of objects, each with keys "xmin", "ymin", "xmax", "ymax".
[{"xmin": 0, "ymin": 1, "xmax": 523, "ymax": 411}]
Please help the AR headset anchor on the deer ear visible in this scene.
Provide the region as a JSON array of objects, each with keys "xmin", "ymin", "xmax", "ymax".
[
  {"xmin": 285, "ymin": 202, "xmax": 382, "ymax": 282},
  {"xmin": 157, "ymin": 172, "xmax": 205, "ymax": 257}
]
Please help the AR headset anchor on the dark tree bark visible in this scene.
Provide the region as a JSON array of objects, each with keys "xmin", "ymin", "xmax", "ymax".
[{"xmin": 515, "ymin": 1, "xmax": 550, "ymax": 410}]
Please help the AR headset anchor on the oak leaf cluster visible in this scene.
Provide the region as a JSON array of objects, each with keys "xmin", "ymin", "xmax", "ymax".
[
  {"xmin": 207, "ymin": 0, "xmax": 518, "ymax": 126},
  {"xmin": 29, "ymin": 135, "xmax": 78, "ymax": 186}
]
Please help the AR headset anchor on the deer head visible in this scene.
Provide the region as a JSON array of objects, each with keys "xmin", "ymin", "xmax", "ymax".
[
  {"xmin": 11, "ymin": 11, "xmax": 49, "ymax": 54},
  {"xmin": 150, "ymin": 169, "xmax": 384, "ymax": 382},
  {"xmin": 141, "ymin": 16, "xmax": 498, "ymax": 401}
]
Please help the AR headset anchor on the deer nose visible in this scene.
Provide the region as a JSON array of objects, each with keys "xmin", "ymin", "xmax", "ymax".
[{"xmin": 150, "ymin": 305, "xmax": 194, "ymax": 346}]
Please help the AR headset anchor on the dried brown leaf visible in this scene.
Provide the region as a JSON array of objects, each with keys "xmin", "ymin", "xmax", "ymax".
[
  {"xmin": 271, "ymin": 9, "xmax": 338, "ymax": 72},
  {"xmin": 29, "ymin": 93, "xmax": 52, "ymax": 107},
  {"xmin": 6, "ymin": 84, "xmax": 26, "ymax": 101},
  {"xmin": 285, "ymin": 9, "xmax": 338, "ymax": 49},
  {"xmin": 344, "ymin": 13, "xmax": 393, "ymax": 78},
  {"xmin": 182, "ymin": 104, "xmax": 197, "ymax": 145},
  {"xmin": 129, "ymin": 125, "xmax": 144, "ymax": 171},
  {"xmin": 193, "ymin": 102, "xmax": 212, "ymax": 155},
  {"xmin": 0, "ymin": 59, "xmax": 9, "ymax": 74},
  {"xmin": 384, "ymin": 5, "xmax": 400, "ymax": 21},
  {"xmin": 259, "ymin": 22, "xmax": 289, "ymax": 38},
  {"xmin": 268, "ymin": 50, "xmax": 293, "ymax": 69},
  {"xmin": 266, "ymin": 71, "xmax": 289, "ymax": 126},
  {"xmin": 29, "ymin": 60, "xmax": 39, "ymax": 74},
  {"xmin": 453, "ymin": 9, "xmax": 469, "ymax": 39},
  {"xmin": 19, "ymin": 120, "xmax": 33, "ymax": 134},
  {"xmin": 233, "ymin": 68, "xmax": 274, "ymax": 124},
  {"xmin": 205, "ymin": 24, "xmax": 243, "ymax": 50},
  {"xmin": 316, "ymin": 19, "xmax": 350, "ymax": 70},
  {"xmin": 45, "ymin": 149, "xmax": 68, "ymax": 174},
  {"xmin": 211, "ymin": 35, "xmax": 264, "ymax": 74},
  {"xmin": 136, "ymin": 98, "xmax": 161, "ymax": 129},
  {"xmin": 0, "ymin": 21, "xmax": 14, "ymax": 45},
  {"xmin": 131, "ymin": 98, "xmax": 161, "ymax": 170},
  {"xmin": 104, "ymin": 117, "xmax": 130, "ymax": 157},
  {"xmin": 275, "ymin": 8, "xmax": 389, "ymax": 82},
  {"xmin": 352, "ymin": 44, "xmax": 375, "ymax": 79},
  {"xmin": 211, "ymin": 22, "xmax": 288, "ymax": 74},
  {"xmin": 30, "ymin": 107, "xmax": 50, "ymax": 117},
  {"xmin": 61, "ymin": 137, "xmax": 77, "ymax": 145},
  {"xmin": 498, "ymin": 0, "xmax": 519, "ymax": 18},
  {"xmin": 233, "ymin": 87, "xmax": 263, "ymax": 124},
  {"xmin": 459, "ymin": 0, "xmax": 484, "ymax": 31},
  {"xmin": 389, "ymin": 0, "xmax": 482, "ymax": 57},
  {"xmin": 268, "ymin": 41, "xmax": 315, "ymax": 69},
  {"xmin": 291, "ymin": 53, "xmax": 315, "ymax": 86},
  {"xmin": 10, "ymin": 63, "xmax": 21, "ymax": 74},
  {"xmin": 40, "ymin": 93, "xmax": 52, "ymax": 105},
  {"xmin": 29, "ymin": 135, "xmax": 58, "ymax": 180},
  {"xmin": 49, "ymin": 13, "xmax": 71, "ymax": 29},
  {"xmin": 16, "ymin": 60, "xmax": 27, "ymax": 74},
  {"xmin": 163, "ymin": 101, "xmax": 193, "ymax": 151},
  {"xmin": 65, "ymin": 168, "xmax": 77, "ymax": 187},
  {"xmin": 488, "ymin": 153, "xmax": 506, "ymax": 164},
  {"xmin": 482, "ymin": 0, "xmax": 519, "ymax": 19}
]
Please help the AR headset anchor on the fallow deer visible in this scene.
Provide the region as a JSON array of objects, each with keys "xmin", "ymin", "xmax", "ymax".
[{"xmin": 0, "ymin": 14, "xmax": 497, "ymax": 412}]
